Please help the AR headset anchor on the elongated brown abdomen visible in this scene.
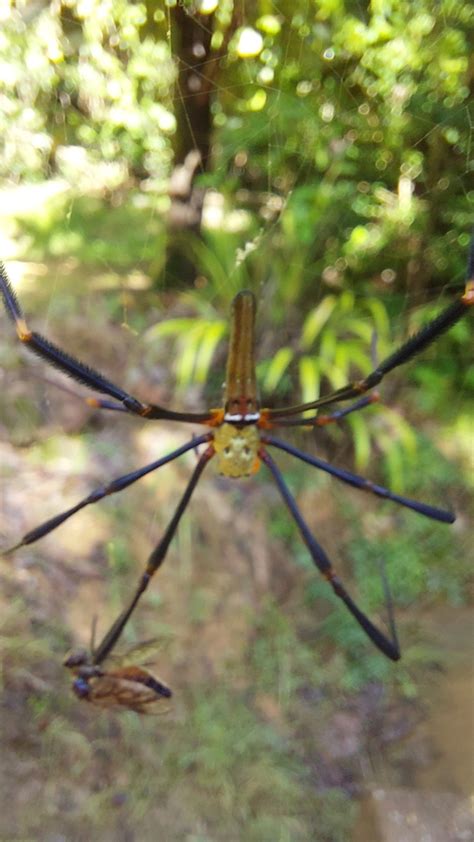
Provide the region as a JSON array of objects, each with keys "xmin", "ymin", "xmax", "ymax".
[{"xmin": 224, "ymin": 290, "xmax": 259, "ymax": 421}]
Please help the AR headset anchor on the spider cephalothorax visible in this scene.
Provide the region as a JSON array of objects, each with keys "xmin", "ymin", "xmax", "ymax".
[{"xmin": 212, "ymin": 422, "xmax": 261, "ymax": 477}]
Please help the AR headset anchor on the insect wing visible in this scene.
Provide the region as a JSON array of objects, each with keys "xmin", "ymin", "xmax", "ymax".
[
  {"xmin": 104, "ymin": 639, "xmax": 164, "ymax": 669},
  {"xmin": 74, "ymin": 666, "xmax": 172, "ymax": 714}
]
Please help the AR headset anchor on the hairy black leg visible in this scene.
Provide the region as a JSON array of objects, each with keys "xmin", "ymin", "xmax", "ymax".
[{"xmin": 0, "ymin": 263, "xmax": 215, "ymax": 424}]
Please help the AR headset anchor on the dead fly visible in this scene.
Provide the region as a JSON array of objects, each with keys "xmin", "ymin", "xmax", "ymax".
[{"xmin": 64, "ymin": 636, "xmax": 172, "ymax": 714}]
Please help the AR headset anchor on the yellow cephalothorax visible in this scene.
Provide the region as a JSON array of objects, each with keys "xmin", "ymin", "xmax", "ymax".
[{"xmin": 213, "ymin": 423, "xmax": 260, "ymax": 478}]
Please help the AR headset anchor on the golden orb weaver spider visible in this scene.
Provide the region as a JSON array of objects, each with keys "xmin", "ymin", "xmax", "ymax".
[{"xmin": 1, "ymin": 247, "xmax": 473, "ymax": 686}]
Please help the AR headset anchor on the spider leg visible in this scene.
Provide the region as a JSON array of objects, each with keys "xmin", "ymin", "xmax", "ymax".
[
  {"xmin": 32, "ymin": 373, "xmax": 126, "ymax": 411},
  {"xmin": 263, "ymin": 435, "xmax": 455, "ymax": 523},
  {"xmin": 36, "ymin": 373, "xmax": 131, "ymax": 413},
  {"xmin": 0, "ymin": 263, "xmax": 215, "ymax": 424},
  {"xmin": 268, "ymin": 246, "xmax": 474, "ymax": 420},
  {"xmin": 85, "ymin": 398, "xmax": 133, "ymax": 412},
  {"xmin": 92, "ymin": 444, "xmax": 215, "ymax": 665},
  {"xmin": 377, "ymin": 556, "xmax": 399, "ymax": 656},
  {"xmin": 260, "ymin": 447, "xmax": 400, "ymax": 660},
  {"xmin": 263, "ymin": 393, "xmax": 380, "ymax": 428},
  {"xmin": 2, "ymin": 433, "xmax": 212, "ymax": 554}
]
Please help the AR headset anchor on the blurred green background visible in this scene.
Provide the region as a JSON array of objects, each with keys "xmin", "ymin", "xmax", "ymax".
[{"xmin": 0, "ymin": 1, "xmax": 472, "ymax": 840}]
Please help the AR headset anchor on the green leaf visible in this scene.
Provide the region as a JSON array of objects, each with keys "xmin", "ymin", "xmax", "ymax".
[
  {"xmin": 298, "ymin": 356, "xmax": 320, "ymax": 405},
  {"xmin": 319, "ymin": 329, "xmax": 337, "ymax": 364},
  {"xmin": 384, "ymin": 407, "xmax": 418, "ymax": 456},
  {"xmin": 384, "ymin": 442, "xmax": 405, "ymax": 492},
  {"xmin": 264, "ymin": 346, "xmax": 294, "ymax": 393},
  {"xmin": 338, "ymin": 290, "xmax": 355, "ymax": 314},
  {"xmin": 319, "ymin": 357, "xmax": 346, "ymax": 389},
  {"xmin": 365, "ymin": 298, "xmax": 391, "ymax": 339},
  {"xmin": 335, "ymin": 342, "xmax": 372, "ymax": 376},
  {"xmin": 145, "ymin": 317, "xmax": 196, "ymax": 341},
  {"xmin": 333, "ymin": 345, "xmax": 350, "ymax": 381},
  {"xmin": 349, "ymin": 413, "xmax": 371, "ymax": 469},
  {"xmin": 176, "ymin": 324, "xmax": 206, "ymax": 387},
  {"xmin": 301, "ymin": 296, "xmax": 337, "ymax": 349},
  {"xmin": 346, "ymin": 320, "xmax": 373, "ymax": 345},
  {"xmin": 194, "ymin": 320, "xmax": 227, "ymax": 384}
]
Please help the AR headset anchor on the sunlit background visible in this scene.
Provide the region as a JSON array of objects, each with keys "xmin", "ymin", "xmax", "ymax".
[{"xmin": 0, "ymin": 1, "xmax": 473, "ymax": 840}]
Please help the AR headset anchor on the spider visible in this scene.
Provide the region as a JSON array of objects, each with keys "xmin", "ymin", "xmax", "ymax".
[{"xmin": 1, "ymin": 250, "xmax": 473, "ymax": 673}]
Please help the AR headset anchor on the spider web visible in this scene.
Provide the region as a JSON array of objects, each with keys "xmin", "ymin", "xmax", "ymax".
[{"xmin": 0, "ymin": 2, "xmax": 473, "ymax": 834}]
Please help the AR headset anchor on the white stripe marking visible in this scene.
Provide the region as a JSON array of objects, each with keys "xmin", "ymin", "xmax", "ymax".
[{"xmin": 224, "ymin": 412, "xmax": 260, "ymax": 423}]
